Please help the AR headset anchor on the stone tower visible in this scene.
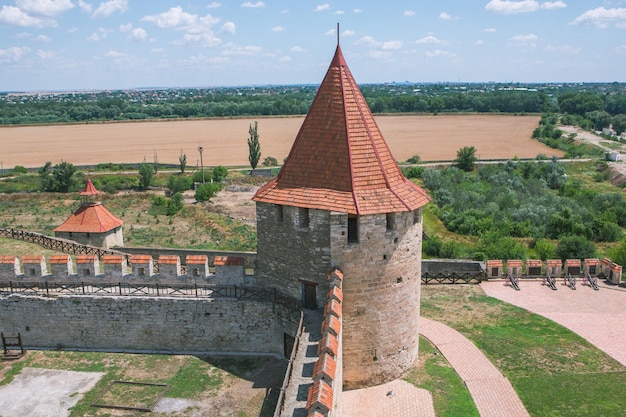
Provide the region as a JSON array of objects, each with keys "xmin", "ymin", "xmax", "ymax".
[{"xmin": 253, "ymin": 42, "xmax": 430, "ymax": 389}]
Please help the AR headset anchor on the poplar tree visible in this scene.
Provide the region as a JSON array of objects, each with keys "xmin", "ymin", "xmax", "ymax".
[{"xmin": 248, "ymin": 121, "xmax": 261, "ymax": 170}]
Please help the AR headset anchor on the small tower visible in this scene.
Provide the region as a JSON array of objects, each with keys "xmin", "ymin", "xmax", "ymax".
[
  {"xmin": 253, "ymin": 41, "xmax": 430, "ymax": 389},
  {"xmin": 53, "ymin": 179, "xmax": 124, "ymax": 249}
]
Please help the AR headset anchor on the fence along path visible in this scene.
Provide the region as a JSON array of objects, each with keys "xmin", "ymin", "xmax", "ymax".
[{"xmin": 0, "ymin": 228, "xmax": 126, "ymax": 260}]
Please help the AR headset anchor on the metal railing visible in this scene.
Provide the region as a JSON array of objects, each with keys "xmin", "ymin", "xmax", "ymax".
[
  {"xmin": 421, "ymin": 271, "xmax": 485, "ymax": 284},
  {"xmin": 0, "ymin": 281, "xmax": 302, "ymax": 312}
]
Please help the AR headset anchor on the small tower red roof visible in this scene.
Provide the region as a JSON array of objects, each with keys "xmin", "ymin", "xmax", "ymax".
[
  {"xmin": 253, "ymin": 44, "xmax": 430, "ymax": 215},
  {"xmin": 80, "ymin": 178, "xmax": 100, "ymax": 196}
]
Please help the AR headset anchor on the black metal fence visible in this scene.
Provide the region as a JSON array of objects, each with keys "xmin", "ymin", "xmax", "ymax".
[
  {"xmin": 0, "ymin": 281, "xmax": 302, "ymax": 312},
  {"xmin": 421, "ymin": 271, "xmax": 486, "ymax": 284}
]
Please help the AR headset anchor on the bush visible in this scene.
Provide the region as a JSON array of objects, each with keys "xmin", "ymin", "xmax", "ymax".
[
  {"xmin": 166, "ymin": 192, "xmax": 184, "ymax": 216},
  {"xmin": 195, "ymin": 182, "xmax": 222, "ymax": 202},
  {"xmin": 423, "ymin": 236, "xmax": 443, "ymax": 257},
  {"xmin": 533, "ymin": 238, "xmax": 556, "ymax": 261},
  {"xmin": 167, "ymin": 175, "xmax": 193, "ymax": 194},
  {"xmin": 556, "ymin": 235, "xmax": 596, "ymax": 261},
  {"xmin": 212, "ymin": 166, "xmax": 229, "ymax": 182},
  {"xmin": 406, "ymin": 154, "xmax": 421, "ymax": 164},
  {"xmin": 13, "ymin": 166, "xmax": 28, "ymax": 174},
  {"xmin": 261, "ymin": 156, "xmax": 278, "ymax": 167},
  {"xmin": 403, "ymin": 166, "xmax": 425, "ymax": 179}
]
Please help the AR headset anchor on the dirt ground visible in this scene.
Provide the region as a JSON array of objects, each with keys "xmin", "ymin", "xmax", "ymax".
[{"xmin": 0, "ymin": 115, "xmax": 558, "ymax": 169}]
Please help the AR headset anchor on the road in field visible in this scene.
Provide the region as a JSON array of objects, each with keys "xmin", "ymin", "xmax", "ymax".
[{"xmin": 0, "ymin": 115, "xmax": 561, "ymax": 168}]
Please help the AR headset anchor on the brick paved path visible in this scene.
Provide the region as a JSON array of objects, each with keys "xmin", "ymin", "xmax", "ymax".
[
  {"xmin": 343, "ymin": 380, "xmax": 435, "ymax": 417},
  {"xmin": 420, "ymin": 317, "xmax": 531, "ymax": 417},
  {"xmin": 481, "ymin": 279, "xmax": 626, "ymax": 366}
]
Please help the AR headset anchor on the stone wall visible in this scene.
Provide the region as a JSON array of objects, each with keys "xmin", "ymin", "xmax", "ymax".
[
  {"xmin": 333, "ymin": 210, "xmax": 423, "ymax": 390},
  {"xmin": 256, "ymin": 203, "xmax": 333, "ymax": 306},
  {"xmin": 0, "ymin": 294, "xmax": 299, "ymax": 355}
]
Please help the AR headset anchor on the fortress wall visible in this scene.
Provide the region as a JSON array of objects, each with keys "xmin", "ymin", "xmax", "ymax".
[{"xmin": 0, "ymin": 295, "xmax": 298, "ymax": 355}]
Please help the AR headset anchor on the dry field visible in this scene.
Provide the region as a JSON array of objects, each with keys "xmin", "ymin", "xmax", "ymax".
[{"xmin": 0, "ymin": 115, "xmax": 561, "ymax": 168}]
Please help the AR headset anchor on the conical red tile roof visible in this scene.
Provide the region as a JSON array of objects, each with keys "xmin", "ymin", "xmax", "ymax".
[
  {"xmin": 53, "ymin": 203, "xmax": 123, "ymax": 233},
  {"xmin": 253, "ymin": 45, "xmax": 429, "ymax": 215},
  {"xmin": 80, "ymin": 178, "xmax": 100, "ymax": 196}
]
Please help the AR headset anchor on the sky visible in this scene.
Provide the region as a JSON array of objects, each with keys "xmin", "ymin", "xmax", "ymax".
[{"xmin": 0, "ymin": 1, "xmax": 625, "ymax": 91}]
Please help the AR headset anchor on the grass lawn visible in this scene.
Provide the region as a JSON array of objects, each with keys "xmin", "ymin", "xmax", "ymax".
[{"xmin": 420, "ymin": 284, "xmax": 626, "ymax": 417}]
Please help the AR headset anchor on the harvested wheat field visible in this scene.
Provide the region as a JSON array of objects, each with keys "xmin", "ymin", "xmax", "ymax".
[{"xmin": 0, "ymin": 114, "xmax": 561, "ymax": 168}]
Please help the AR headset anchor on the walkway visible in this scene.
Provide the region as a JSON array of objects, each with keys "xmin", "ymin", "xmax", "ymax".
[
  {"xmin": 420, "ymin": 317, "xmax": 531, "ymax": 417},
  {"xmin": 481, "ymin": 279, "xmax": 626, "ymax": 367},
  {"xmin": 281, "ymin": 309, "xmax": 323, "ymax": 417}
]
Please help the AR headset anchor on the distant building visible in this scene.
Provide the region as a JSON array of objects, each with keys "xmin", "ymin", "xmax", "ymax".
[{"xmin": 53, "ymin": 179, "xmax": 124, "ymax": 249}]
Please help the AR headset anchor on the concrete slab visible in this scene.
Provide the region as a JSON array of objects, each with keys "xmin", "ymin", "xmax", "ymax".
[
  {"xmin": 343, "ymin": 379, "xmax": 435, "ymax": 417},
  {"xmin": 0, "ymin": 367, "xmax": 103, "ymax": 417}
]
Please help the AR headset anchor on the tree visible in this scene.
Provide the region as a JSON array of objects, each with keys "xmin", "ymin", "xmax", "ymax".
[
  {"xmin": 556, "ymin": 235, "xmax": 596, "ymax": 261},
  {"xmin": 247, "ymin": 121, "xmax": 261, "ymax": 170},
  {"xmin": 138, "ymin": 162, "xmax": 154, "ymax": 190},
  {"xmin": 585, "ymin": 110, "xmax": 611, "ymax": 131},
  {"xmin": 166, "ymin": 192, "xmax": 184, "ymax": 216},
  {"xmin": 167, "ymin": 175, "xmax": 193, "ymax": 194},
  {"xmin": 611, "ymin": 115, "xmax": 626, "ymax": 136},
  {"xmin": 212, "ymin": 166, "xmax": 228, "ymax": 182},
  {"xmin": 195, "ymin": 182, "xmax": 221, "ymax": 202},
  {"xmin": 262, "ymin": 156, "xmax": 278, "ymax": 167},
  {"xmin": 178, "ymin": 151, "xmax": 187, "ymax": 174},
  {"xmin": 455, "ymin": 146, "xmax": 478, "ymax": 172},
  {"xmin": 39, "ymin": 161, "xmax": 76, "ymax": 192}
]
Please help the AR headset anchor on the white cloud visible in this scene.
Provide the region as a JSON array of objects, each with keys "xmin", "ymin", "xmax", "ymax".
[
  {"xmin": 571, "ymin": 7, "xmax": 626, "ymax": 28},
  {"xmin": 353, "ymin": 9, "xmax": 363, "ymax": 13},
  {"xmin": 93, "ymin": 0, "xmax": 128, "ymax": 18},
  {"xmin": 105, "ymin": 50, "xmax": 127, "ymax": 59},
  {"xmin": 37, "ymin": 49, "xmax": 57, "ymax": 59},
  {"xmin": 207, "ymin": 2, "xmax": 221, "ymax": 8},
  {"xmin": 355, "ymin": 35, "xmax": 378, "ymax": 46},
  {"xmin": 271, "ymin": 26, "xmax": 285, "ymax": 32},
  {"xmin": 424, "ymin": 49, "xmax": 459, "ymax": 60},
  {"xmin": 369, "ymin": 50, "xmax": 391, "ymax": 59},
  {"xmin": 315, "ymin": 4, "xmax": 330, "ymax": 12},
  {"xmin": 35, "ymin": 34, "xmax": 51, "ymax": 42},
  {"xmin": 415, "ymin": 35, "xmax": 447, "ymax": 44},
  {"xmin": 342, "ymin": 30, "xmax": 355, "ymax": 37},
  {"xmin": 475, "ymin": 39, "xmax": 484, "ymax": 45},
  {"xmin": 278, "ymin": 56, "xmax": 291, "ymax": 62},
  {"xmin": 483, "ymin": 27, "xmax": 497, "ymax": 32},
  {"xmin": 404, "ymin": 10, "xmax": 415, "ymax": 17},
  {"xmin": 381, "ymin": 40, "xmax": 402, "ymax": 50},
  {"xmin": 544, "ymin": 44, "xmax": 579, "ymax": 54},
  {"xmin": 220, "ymin": 21, "xmax": 235, "ymax": 34},
  {"xmin": 511, "ymin": 33, "xmax": 538, "ymax": 42},
  {"xmin": 222, "ymin": 44, "xmax": 262, "ymax": 56},
  {"xmin": 334, "ymin": 10, "xmax": 344, "ymax": 15},
  {"xmin": 78, "ymin": 0, "xmax": 92, "ymax": 13},
  {"xmin": 291, "ymin": 46, "xmax": 305, "ymax": 52},
  {"xmin": 0, "ymin": 46, "xmax": 30, "ymax": 62},
  {"xmin": 16, "ymin": 0, "xmax": 74, "ymax": 17},
  {"xmin": 485, "ymin": 0, "xmax": 566, "ymax": 14},
  {"xmin": 128, "ymin": 27, "xmax": 147, "ymax": 42},
  {"xmin": 119, "ymin": 23, "xmax": 132, "ymax": 32},
  {"xmin": 439, "ymin": 12, "xmax": 459, "ymax": 20},
  {"xmin": 241, "ymin": 1, "xmax": 265, "ymax": 8},
  {"xmin": 0, "ymin": 5, "xmax": 53, "ymax": 28},
  {"xmin": 541, "ymin": 1, "xmax": 566, "ymax": 10},
  {"xmin": 87, "ymin": 32, "xmax": 101, "ymax": 41},
  {"xmin": 142, "ymin": 7, "xmax": 211, "ymax": 30}
]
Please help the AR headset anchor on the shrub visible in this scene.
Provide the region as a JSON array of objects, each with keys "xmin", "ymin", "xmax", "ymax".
[
  {"xmin": 138, "ymin": 162, "xmax": 154, "ymax": 190},
  {"xmin": 403, "ymin": 166, "xmax": 424, "ymax": 179},
  {"xmin": 166, "ymin": 192, "xmax": 184, "ymax": 216},
  {"xmin": 167, "ymin": 175, "xmax": 193, "ymax": 194},
  {"xmin": 534, "ymin": 238, "xmax": 556, "ymax": 261},
  {"xmin": 195, "ymin": 182, "xmax": 222, "ymax": 202},
  {"xmin": 423, "ymin": 236, "xmax": 442, "ymax": 257},
  {"xmin": 261, "ymin": 156, "xmax": 278, "ymax": 167},
  {"xmin": 212, "ymin": 166, "xmax": 229, "ymax": 182},
  {"xmin": 556, "ymin": 235, "xmax": 596, "ymax": 261},
  {"xmin": 406, "ymin": 154, "xmax": 421, "ymax": 164},
  {"xmin": 13, "ymin": 166, "xmax": 28, "ymax": 174}
]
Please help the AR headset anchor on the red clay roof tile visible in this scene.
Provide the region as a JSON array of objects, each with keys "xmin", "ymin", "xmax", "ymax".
[
  {"xmin": 214, "ymin": 256, "xmax": 244, "ymax": 266},
  {"xmin": 566, "ymin": 259, "xmax": 581, "ymax": 267},
  {"xmin": 584, "ymin": 258, "xmax": 600, "ymax": 265},
  {"xmin": 526, "ymin": 260, "xmax": 543, "ymax": 267},
  {"xmin": 327, "ymin": 286, "xmax": 343, "ymax": 303},
  {"xmin": 186, "ymin": 255, "xmax": 208, "ymax": 264},
  {"xmin": 312, "ymin": 353, "xmax": 337, "ymax": 383},
  {"xmin": 0, "ymin": 255, "xmax": 18, "ymax": 264},
  {"xmin": 547, "ymin": 259, "xmax": 562, "ymax": 267},
  {"xmin": 49, "ymin": 255, "xmax": 71, "ymax": 264},
  {"xmin": 22, "ymin": 255, "xmax": 44, "ymax": 264},
  {"xmin": 507, "ymin": 260, "xmax": 523, "ymax": 268},
  {"xmin": 487, "ymin": 260, "xmax": 503, "ymax": 267},
  {"xmin": 324, "ymin": 299, "xmax": 342, "ymax": 319},
  {"xmin": 322, "ymin": 314, "xmax": 341, "ymax": 337},
  {"xmin": 101, "ymin": 254, "xmax": 125, "ymax": 264},
  {"xmin": 253, "ymin": 45, "xmax": 429, "ymax": 215},
  {"xmin": 80, "ymin": 178, "xmax": 100, "ymax": 196},
  {"xmin": 53, "ymin": 202, "xmax": 123, "ymax": 233},
  {"xmin": 130, "ymin": 254, "xmax": 152, "ymax": 263},
  {"xmin": 317, "ymin": 333, "xmax": 339, "ymax": 357},
  {"xmin": 76, "ymin": 254, "xmax": 97, "ymax": 264},
  {"xmin": 158, "ymin": 255, "xmax": 180, "ymax": 265},
  {"xmin": 306, "ymin": 380, "xmax": 333, "ymax": 413}
]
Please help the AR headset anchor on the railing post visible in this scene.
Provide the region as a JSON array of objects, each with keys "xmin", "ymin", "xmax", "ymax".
[
  {"xmin": 118, "ymin": 282, "xmax": 122, "ymax": 296},
  {"xmin": 156, "ymin": 283, "xmax": 159, "ymax": 297},
  {"xmin": 45, "ymin": 280, "xmax": 49, "ymax": 297},
  {"xmin": 195, "ymin": 283, "xmax": 198, "ymax": 298},
  {"xmin": 82, "ymin": 282, "xmax": 85, "ymax": 294}
]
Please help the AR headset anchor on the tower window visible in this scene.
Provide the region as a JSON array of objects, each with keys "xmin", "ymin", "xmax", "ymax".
[
  {"xmin": 413, "ymin": 208, "xmax": 422, "ymax": 225},
  {"xmin": 386, "ymin": 213, "xmax": 395, "ymax": 232},
  {"xmin": 348, "ymin": 214, "xmax": 359, "ymax": 243},
  {"xmin": 275, "ymin": 204, "xmax": 284, "ymax": 223},
  {"xmin": 298, "ymin": 207, "xmax": 309, "ymax": 228}
]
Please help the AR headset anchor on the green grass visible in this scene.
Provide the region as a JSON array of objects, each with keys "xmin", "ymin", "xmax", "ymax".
[
  {"xmin": 165, "ymin": 356, "xmax": 224, "ymax": 398},
  {"xmin": 421, "ymin": 285, "xmax": 626, "ymax": 417},
  {"xmin": 405, "ymin": 337, "xmax": 479, "ymax": 417}
]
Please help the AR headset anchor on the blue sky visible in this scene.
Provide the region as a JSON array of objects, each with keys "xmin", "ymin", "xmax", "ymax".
[{"xmin": 0, "ymin": 1, "xmax": 625, "ymax": 91}]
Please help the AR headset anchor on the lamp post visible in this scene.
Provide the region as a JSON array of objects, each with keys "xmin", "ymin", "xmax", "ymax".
[{"xmin": 198, "ymin": 146, "xmax": 205, "ymax": 183}]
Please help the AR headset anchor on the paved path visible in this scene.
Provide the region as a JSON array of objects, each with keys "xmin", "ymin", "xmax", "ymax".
[
  {"xmin": 420, "ymin": 317, "xmax": 531, "ymax": 417},
  {"xmin": 481, "ymin": 279, "xmax": 626, "ymax": 367},
  {"xmin": 343, "ymin": 379, "xmax": 435, "ymax": 417}
]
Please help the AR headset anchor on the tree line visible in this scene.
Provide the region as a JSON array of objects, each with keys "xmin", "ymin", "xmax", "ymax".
[{"xmin": 1, "ymin": 83, "xmax": 624, "ymax": 125}]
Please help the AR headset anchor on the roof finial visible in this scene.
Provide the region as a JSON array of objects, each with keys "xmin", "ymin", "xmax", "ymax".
[{"xmin": 337, "ymin": 22, "xmax": 340, "ymax": 46}]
